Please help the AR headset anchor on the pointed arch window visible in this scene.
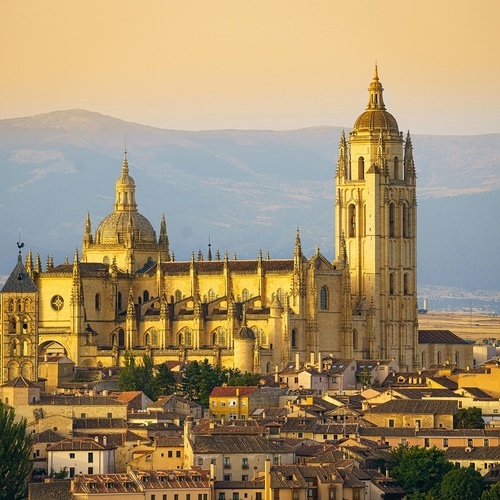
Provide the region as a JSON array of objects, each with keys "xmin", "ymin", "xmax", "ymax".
[
  {"xmin": 389, "ymin": 273, "xmax": 396, "ymax": 295},
  {"xmin": 291, "ymin": 328, "xmax": 297, "ymax": 348},
  {"xmin": 118, "ymin": 329, "xmax": 125, "ymax": 347},
  {"xmin": 403, "ymin": 273, "xmax": 409, "ymax": 295},
  {"xmin": 348, "ymin": 204, "xmax": 356, "ymax": 238},
  {"xmin": 393, "ymin": 156, "xmax": 399, "ymax": 180},
  {"xmin": 208, "ymin": 289, "xmax": 216, "ymax": 302},
  {"xmin": 143, "ymin": 290, "xmax": 150, "ymax": 303},
  {"xmin": 389, "ymin": 203, "xmax": 396, "ymax": 238},
  {"xmin": 358, "ymin": 157, "xmax": 365, "ymax": 180},
  {"xmin": 403, "ymin": 204, "xmax": 410, "ymax": 238},
  {"xmin": 276, "ymin": 288, "xmax": 285, "ymax": 305},
  {"xmin": 320, "ymin": 286, "xmax": 329, "ymax": 310},
  {"xmin": 242, "ymin": 289, "xmax": 249, "ymax": 302},
  {"xmin": 175, "ymin": 290, "xmax": 182, "ymax": 303},
  {"xmin": 179, "ymin": 328, "xmax": 192, "ymax": 347}
]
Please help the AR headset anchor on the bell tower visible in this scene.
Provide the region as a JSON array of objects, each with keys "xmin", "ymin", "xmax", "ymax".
[{"xmin": 335, "ymin": 67, "xmax": 418, "ymax": 370}]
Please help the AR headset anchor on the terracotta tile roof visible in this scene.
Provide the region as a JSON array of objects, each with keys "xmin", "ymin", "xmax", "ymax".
[
  {"xmin": 418, "ymin": 330, "xmax": 469, "ymax": 344},
  {"xmin": 32, "ymin": 429, "xmax": 66, "ymax": 444},
  {"xmin": 38, "ymin": 395, "xmax": 126, "ymax": 406},
  {"xmin": 72, "ymin": 418, "xmax": 128, "ymax": 430},
  {"xmin": 47, "ymin": 437, "xmax": 116, "ymax": 451},
  {"xmin": 458, "ymin": 387, "xmax": 495, "ymax": 399},
  {"xmin": 365, "ymin": 399, "xmax": 458, "ymax": 415},
  {"xmin": 270, "ymin": 464, "xmax": 341, "ymax": 489},
  {"xmin": 134, "ymin": 469, "xmax": 211, "ymax": 490},
  {"xmin": 192, "ymin": 435, "xmax": 293, "ymax": 454},
  {"xmin": 445, "ymin": 446, "xmax": 500, "ymax": 460},
  {"xmin": 111, "ymin": 391, "xmax": 145, "ymax": 403},
  {"xmin": 209, "ymin": 386, "xmax": 259, "ymax": 397}
]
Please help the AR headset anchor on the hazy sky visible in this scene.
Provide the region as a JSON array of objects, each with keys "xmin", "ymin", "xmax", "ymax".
[{"xmin": 1, "ymin": 1, "xmax": 499, "ymax": 135}]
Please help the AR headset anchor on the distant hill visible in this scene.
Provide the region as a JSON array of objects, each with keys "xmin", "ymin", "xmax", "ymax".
[{"xmin": 0, "ymin": 110, "xmax": 499, "ymax": 300}]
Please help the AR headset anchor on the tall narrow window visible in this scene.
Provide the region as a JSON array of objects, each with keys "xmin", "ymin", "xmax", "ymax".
[
  {"xmin": 276, "ymin": 288, "xmax": 285, "ymax": 305},
  {"xmin": 143, "ymin": 290, "xmax": 149, "ymax": 302},
  {"xmin": 175, "ymin": 290, "xmax": 182, "ymax": 302},
  {"xmin": 403, "ymin": 273, "xmax": 409, "ymax": 295},
  {"xmin": 117, "ymin": 292, "xmax": 122, "ymax": 311},
  {"xmin": 389, "ymin": 273, "xmax": 395, "ymax": 295},
  {"xmin": 118, "ymin": 329, "xmax": 125, "ymax": 347},
  {"xmin": 393, "ymin": 156, "xmax": 399, "ymax": 179},
  {"xmin": 389, "ymin": 203, "xmax": 396, "ymax": 237},
  {"xmin": 291, "ymin": 328, "xmax": 297, "ymax": 348},
  {"xmin": 320, "ymin": 286, "xmax": 328, "ymax": 310},
  {"xmin": 353, "ymin": 329, "xmax": 358, "ymax": 350},
  {"xmin": 242, "ymin": 289, "xmax": 249, "ymax": 301},
  {"xmin": 348, "ymin": 204, "xmax": 356, "ymax": 238},
  {"xmin": 358, "ymin": 157, "xmax": 365, "ymax": 180},
  {"xmin": 403, "ymin": 204, "xmax": 410, "ymax": 238},
  {"xmin": 95, "ymin": 293, "xmax": 101, "ymax": 311},
  {"xmin": 208, "ymin": 289, "xmax": 216, "ymax": 302}
]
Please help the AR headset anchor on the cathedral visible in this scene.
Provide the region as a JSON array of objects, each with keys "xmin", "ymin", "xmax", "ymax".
[{"xmin": 0, "ymin": 68, "xmax": 418, "ymax": 384}]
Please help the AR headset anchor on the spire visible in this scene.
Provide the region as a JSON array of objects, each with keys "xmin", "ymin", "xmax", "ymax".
[
  {"xmin": 25, "ymin": 249, "xmax": 33, "ymax": 277},
  {"xmin": 336, "ymin": 130, "xmax": 349, "ymax": 178},
  {"xmin": 35, "ymin": 253, "xmax": 42, "ymax": 274},
  {"xmin": 83, "ymin": 211, "xmax": 93, "ymax": 246},
  {"xmin": 207, "ymin": 237, "xmax": 212, "ymax": 262},
  {"xmin": 114, "ymin": 150, "xmax": 137, "ymax": 212},
  {"xmin": 159, "ymin": 213, "xmax": 169, "ymax": 252},
  {"xmin": 294, "ymin": 227, "xmax": 302, "ymax": 267},
  {"xmin": 366, "ymin": 64, "xmax": 386, "ymax": 110},
  {"xmin": 404, "ymin": 130, "xmax": 417, "ymax": 179}
]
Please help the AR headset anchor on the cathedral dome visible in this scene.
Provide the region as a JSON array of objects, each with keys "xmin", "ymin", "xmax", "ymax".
[
  {"xmin": 353, "ymin": 66, "xmax": 399, "ymax": 135},
  {"xmin": 94, "ymin": 152, "xmax": 157, "ymax": 246},
  {"xmin": 353, "ymin": 109, "xmax": 399, "ymax": 134},
  {"xmin": 96, "ymin": 211, "xmax": 156, "ymax": 245}
]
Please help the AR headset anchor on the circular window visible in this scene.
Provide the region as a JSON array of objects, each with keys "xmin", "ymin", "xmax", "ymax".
[{"xmin": 51, "ymin": 295, "xmax": 64, "ymax": 311}]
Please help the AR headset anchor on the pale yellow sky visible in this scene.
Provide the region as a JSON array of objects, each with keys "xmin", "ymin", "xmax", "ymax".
[{"xmin": 1, "ymin": 0, "xmax": 499, "ymax": 134}]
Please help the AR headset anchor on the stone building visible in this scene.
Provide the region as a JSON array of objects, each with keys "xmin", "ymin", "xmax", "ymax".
[{"xmin": 1, "ymin": 68, "xmax": 420, "ymax": 381}]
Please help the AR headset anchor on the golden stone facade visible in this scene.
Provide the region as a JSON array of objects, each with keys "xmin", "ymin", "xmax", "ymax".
[{"xmin": 1, "ymin": 69, "xmax": 419, "ymax": 383}]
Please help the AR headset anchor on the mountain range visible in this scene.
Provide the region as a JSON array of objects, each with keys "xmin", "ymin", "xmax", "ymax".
[{"xmin": 0, "ymin": 110, "xmax": 499, "ymax": 306}]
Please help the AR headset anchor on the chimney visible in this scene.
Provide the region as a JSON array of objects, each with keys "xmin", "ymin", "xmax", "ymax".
[
  {"xmin": 385, "ymin": 468, "xmax": 389, "ymax": 478},
  {"xmin": 210, "ymin": 462, "xmax": 216, "ymax": 480},
  {"xmin": 264, "ymin": 458, "xmax": 271, "ymax": 500},
  {"xmin": 318, "ymin": 352, "xmax": 322, "ymax": 373},
  {"xmin": 274, "ymin": 365, "xmax": 279, "ymax": 383},
  {"xmin": 295, "ymin": 353, "xmax": 300, "ymax": 370},
  {"xmin": 310, "ymin": 352, "xmax": 315, "ymax": 366}
]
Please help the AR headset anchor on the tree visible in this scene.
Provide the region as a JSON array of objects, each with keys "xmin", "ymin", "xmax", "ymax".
[
  {"xmin": 439, "ymin": 466, "xmax": 484, "ymax": 500},
  {"xmin": 455, "ymin": 407, "xmax": 485, "ymax": 429},
  {"xmin": 388, "ymin": 444, "xmax": 452, "ymax": 499},
  {"xmin": 226, "ymin": 369, "xmax": 261, "ymax": 386},
  {"xmin": 181, "ymin": 359, "xmax": 228, "ymax": 407},
  {"xmin": 482, "ymin": 482, "xmax": 500, "ymax": 500},
  {"xmin": 0, "ymin": 402, "xmax": 33, "ymax": 500},
  {"xmin": 154, "ymin": 363, "xmax": 177, "ymax": 397},
  {"xmin": 118, "ymin": 352, "xmax": 158, "ymax": 400}
]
